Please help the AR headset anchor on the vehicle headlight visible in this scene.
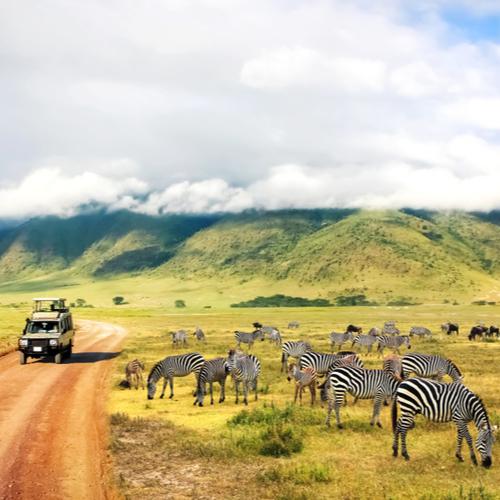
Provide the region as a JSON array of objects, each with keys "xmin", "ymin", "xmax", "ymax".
[
  {"xmin": 19, "ymin": 339, "xmax": 28, "ymax": 346},
  {"xmin": 49, "ymin": 339, "xmax": 58, "ymax": 346}
]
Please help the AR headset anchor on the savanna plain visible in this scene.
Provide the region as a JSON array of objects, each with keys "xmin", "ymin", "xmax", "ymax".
[{"xmin": 2, "ymin": 294, "xmax": 500, "ymax": 500}]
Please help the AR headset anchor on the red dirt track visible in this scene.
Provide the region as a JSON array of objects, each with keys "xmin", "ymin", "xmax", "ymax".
[{"xmin": 0, "ymin": 320, "xmax": 126, "ymax": 499}]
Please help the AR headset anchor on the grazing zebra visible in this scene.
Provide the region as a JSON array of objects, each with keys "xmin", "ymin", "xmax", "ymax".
[
  {"xmin": 226, "ymin": 349, "xmax": 261, "ymax": 405},
  {"xmin": 368, "ymin": 327, "xmax": 381, "ymax": 336},
  {"xmin": 125, "ymin": 359, "xmax": 145, "ymax": 390},
  {"xmin": 469, "ymin": 325, "xmax": 488, "ymax": 341},
  {"xmin": 409, "ymin": 326, "xmax": 432, "ymax": 338},
  {"xmin": 288, "ymin": 321, "xmax": 300, "ymax": 329},
  {"xmin": 393, "ymin": 353, "xmax": 462, "ymax": 382},
  {"xmin": 329, "ymin": 332, "xmax": 353, "ymax": 351},
  {"xmin": 147, "ymin": 353, "xmax": 204, "ymax": 400},
  {"xmin": 281, "ymin": 340, "xmax": 312, "ymax": 372},
  {"xmin": 299, "ymin": 351, "xmax": 362, "ymax": 375},
  {"xmin": 441, "ymin": 322, "xmax": 459, "ymax": 335},
  {"xmin": 392, "ymin": 378, "xmax": 495, "ymax": 467},
  {"xmin": 234, "ymin": 330, "xmax": 263, "ymax": 349},
  {"xmin": 287, "ymin": 364, "xmax": 317, "ymax": 405},
  {"xmin": 258, "ymin": 326, "xmax": 281, "ymax": 345},
  {"xmin": 325, "ymin": 366, "xmax": 400, "ymax": 428},
  {"xmin": 376, "ymin": 335, "xmax": 411, "ymax": 355},
  {"xmin": 193, "ymin": 326, "xmax": 205, "ymax": 342},
  {"xmin": 194, "ymin": 357, "xmax": 229, "ymax": 406},
  {"xmin": 351, "ymin": 333, "xmax": 379, "ymax": 354},
  {"xmin": 171, "ymin": 329, "xmax": 188, "ymax": 348}
]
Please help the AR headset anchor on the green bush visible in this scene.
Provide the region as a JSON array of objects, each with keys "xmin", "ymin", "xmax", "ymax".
[
  {"xmin": 175, "ymin": 299, "xmax": 186, "ymax": 308},
  {"xmin": 334, "ymin": 294, "xmax": 377, "ymax": 306},
  {"xmin": 259, "ymin": 424, "xmax": 303, "ymax": 457},
  {"xmin": 231, "ymin": 294, "xmax": 331, "ymax": 308}
]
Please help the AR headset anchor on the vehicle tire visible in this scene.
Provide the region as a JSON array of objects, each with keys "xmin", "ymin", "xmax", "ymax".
[
  {"xmin": 54, "ymin": 352, "xmax": 62, "ymax": 364},
  {"xmin": 19, "ymin": 351, "xmax": 27, "ymax": 365}
]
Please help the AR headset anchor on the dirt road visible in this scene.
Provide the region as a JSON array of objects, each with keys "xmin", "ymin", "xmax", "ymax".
[{"xmin": 0, "ymin": 320, "xmax": 126, "ymax": 500}]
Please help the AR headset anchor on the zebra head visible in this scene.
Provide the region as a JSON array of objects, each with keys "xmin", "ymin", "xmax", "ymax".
[
  {"xmin": 147, "ymin": 380, "xmax": 157, "ymax": 399},
  {"xmin": 146, "ymin": 362, "xmax": 162, "ymax": 399},
  {"xmin": 286, "ymin": 363, "xmax": 297, "ymax": 382},
  {"xmin": 476, "ymin": 424, "xmax": 496, "ymax": 468}
]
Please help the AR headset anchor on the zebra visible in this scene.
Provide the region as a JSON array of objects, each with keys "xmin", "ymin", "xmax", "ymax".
[
  {"xmin": 281, "ymin": 340, "xmax": 312, "ymax": 372},
  {"xmin": 351, "ymin": 333, "xmax": 379, "ymax": 354},
  {"xmin": 329, "ymin": 331, "xmax": 353, "ymax": 351},
  {"xmin": 325, "ymin": 366, "xmax": 400, "ymax": 428},
  {"xmin": 125, "ymin": 359, "xmax": 145, "ymax": 390},
  {"xmin": 226, "ymin": 349, "xmax": 261, "ymax": 405},
  {"xmin": 383, "ymin": 321, "xmax": 400, "ymax": 336},
  {"xmin": 193, "ymin": 326, "xmax": 205, "ymax": 342},
  {"xmin": 392, "ymin": 378, "xmax": 495, "ymax": 467},
  {"xmin": 258, "ymin": 326, "xmax": 281, "ymax": 345},
  {"xmin": 288, "ymin": 321, "xmax": 300, "ymax": 329},
  {"xmin": 441, "ymin": 322, "xmax": 459, "ymax": 335},
  {"xmin": 392, "ymin": 353, "xmax": 462, "ymax": 382},
  {"xmin": 368, "ymin": 327, "xmax": 381, "ymax": 336},
  {"xmin": 299, "ymin": 351, "xmax": 362, "ymax": 375},
  {"xmin": 234, "ymin": 330, "xmax": 263, "ymax": 349},
  {"xmin": 287, "ymin": 363, "xmax": 317, "ymax": 406},
  {"xmin": 170, "ymin": 329, "xmax": 188, "ymax": 348},
  {"xmin": 147, "ymin": 353, "xmax": 205, "ymax": 400},
  {"xmin": 376, "ymin": 335, "xmax": 411, "ymax": 355},
  {"xmin": 409, "ymin": 326, "xmax": 432, "ymax": 338},
  {"xmin": 194, "ymin": 357, "xmax": 229, "ymax": 406}
]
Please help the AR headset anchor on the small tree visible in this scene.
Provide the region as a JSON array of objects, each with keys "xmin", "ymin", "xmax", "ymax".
[
  {"xmin": 75, "ymin": 298, "xmax": 86, "ymax": 308},
  {"xmin": 175, "ymin": 299, "xmax": 186, "ymax": 308},
  {"xmin": 113, "ymin": 296, "xmax": 125, "ymax": 305}
]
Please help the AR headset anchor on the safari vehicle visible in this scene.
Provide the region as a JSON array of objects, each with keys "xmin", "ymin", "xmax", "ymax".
[{"xmin": 18, "ymin": 298, "xmax": 75, "ymax": 365}]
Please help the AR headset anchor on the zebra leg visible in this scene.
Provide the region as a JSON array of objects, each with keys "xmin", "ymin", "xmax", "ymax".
[
  {"xmin": 139, "ymin": 371, "xmax": 145, "ymax": 390},
  {"xmin": 219, "ymin": 380, "xmax": 225, "ymax": 403},
  {"xmin": 310, "ymin": 384, "xmax": 316, "ymax": 406},
  {"xmin": 281, "ymin": 353, "xmax": 287, "ymax": 373},
  {"xmin": 325, "ymin": 393, "xmax": 334, "ymax": 427},
  {"xmin": 126, "ymin": 373, "xmax": 132, "ymax": 389},
  {"xmin": 243, "ymin": 381, "xmax": 249, "ymax": 406},
  {"xmin": 159, "ymin": 377, "xmax": 169, "ymax": 399},
  {"xmin": 334, "ymin": 390, "xmax": 345, "ymax": 429},
  {"xmin": 294, "ymin": 384, "xmax": 299, "ymax": 404},
  {"xmin": 254, "ymin": 378, "xmax": 258, "ymax": 401},
  {"xmin": 455, "ymin": 421, "xmax": 477, "ymax": 465},
  {"xmin": 399, "ymin": 418, "xmax": 412, "ymax": 460},
  {"xmin": 235, "ymin": 380, "xmax": 240, "ymax": 404},
  {"xmin": 371, "ymin": 393, "xmax": 383, "ymax": 428},
  {"xmin": 168, "ymin": 377, "xmax": 174, "ymax": 399},
  {"xmin": 209, "ymin": 382, "xmax": 214, "ymax": 405}
]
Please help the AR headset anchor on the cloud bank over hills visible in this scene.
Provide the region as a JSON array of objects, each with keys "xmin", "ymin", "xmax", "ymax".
[{"xmin": 2, "ymin": 0, "xmax": 500, "ymax": 217}]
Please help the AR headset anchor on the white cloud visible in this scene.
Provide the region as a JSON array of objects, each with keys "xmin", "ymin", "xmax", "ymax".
[
  {"xmin": 442, "ymin": 98, "xmax": 500, "ymax": 130},
  {"xmin": 0, "ymin": 167, "xmax": 147, "ymax": 219}
]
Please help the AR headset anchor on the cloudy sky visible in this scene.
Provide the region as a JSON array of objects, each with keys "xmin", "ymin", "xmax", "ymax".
[{"xmin": 2, "ymin": 0, "xmax": 500, "ymax": 218}]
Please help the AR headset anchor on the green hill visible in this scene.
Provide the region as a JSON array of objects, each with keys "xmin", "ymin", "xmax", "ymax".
[{"xmin": 1, "ymin": 209, "xmax": 500, "ymax": 303}]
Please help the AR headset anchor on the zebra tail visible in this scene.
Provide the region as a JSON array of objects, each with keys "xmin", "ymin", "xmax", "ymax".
[
  {"xmin": 391, "ymin": 396, "xmax": 398, "ymax": 432},
  {"xmin": 281, "ymin": 351, "xmax": 285, "ymax": 364}
]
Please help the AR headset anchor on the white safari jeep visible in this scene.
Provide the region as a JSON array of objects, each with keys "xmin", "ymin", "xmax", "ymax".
[{"xmin": 18, "ymin": 298, "xmax": 75, "ymax": 365}]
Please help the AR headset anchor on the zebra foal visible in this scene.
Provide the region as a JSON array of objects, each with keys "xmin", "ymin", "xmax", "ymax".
[
  {"xmin": 125, "ymin": 359, "xmax": 145, "ymax": 389},
  {"xmin": 392, "ymin": 378, "xmax": 495, "ymax": 467},
  {"xmin": 287, "ymin": 363, "xmax": 317, "ymax": 406},
  {"xmin": 147, "ymin": 353, "xmax": 204, "ymax": 400}
]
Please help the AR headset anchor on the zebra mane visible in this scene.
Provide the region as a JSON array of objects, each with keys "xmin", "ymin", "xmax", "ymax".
[
  {"xmin": 147, "ymin": 361, "xmax": 163, "ymax": 383},
  {"xmin": 446, "ymin": 358, "xmax": 462, "ymax": 376}
]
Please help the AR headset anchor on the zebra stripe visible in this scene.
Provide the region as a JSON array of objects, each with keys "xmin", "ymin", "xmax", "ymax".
[
  {"xmin": 351, "ymin": 334, "xmax": 379, "ymax": 353},
  {"xmin": 299, "ymin": 351, "xmax": 361, "ymax": 375},
  {"xmin": 147, "ymin": 352, "xmax": 205, "ymax": 400},
  {"xmin": 227, "ymin": 349, "xmax": 261, "ymax": 405},
  {"xmin": 325, "ymin": 366, "xmax": 400, "ymax": 428},
  {"xmin": 281, "ymin": 340, "xmax": 312, "ymax": 372},
  {"xmin": 392, "ymin": 378, "xmax": 494, "ymax": 467},
  {"xmin": 329, "ymin": 332, "xmax": 353, "ymax": 351},
  {"xmin": 401, "ymin": 353, "xmax": 462, "ymax": 382},
  {"xmin": 194, "ymin": 357, "xmax": 229, "ymax": 407}
]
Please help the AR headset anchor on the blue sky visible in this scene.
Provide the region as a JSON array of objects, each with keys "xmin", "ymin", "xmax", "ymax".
[{"xmin": 442, "ymin": 7, "xmax": 500, "ymax": 41}]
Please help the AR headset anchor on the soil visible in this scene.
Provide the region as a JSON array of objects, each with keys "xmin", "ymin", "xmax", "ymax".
[{"xmin": 0, "ymin": 320, "xmax": 126, "ymax": 500}]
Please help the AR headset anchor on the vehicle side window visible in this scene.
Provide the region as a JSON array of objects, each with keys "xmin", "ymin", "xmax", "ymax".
[{"xmin": 61, "ymin": 319, "xmax": 67, "ymax": 333}]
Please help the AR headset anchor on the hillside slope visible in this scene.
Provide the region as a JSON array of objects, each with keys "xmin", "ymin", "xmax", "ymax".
[{"xmin": 0, "ymin": 209, "xmax": 499, "ymax": 302}]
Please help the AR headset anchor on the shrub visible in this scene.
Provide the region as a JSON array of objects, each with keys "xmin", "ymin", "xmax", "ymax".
[
  {"xmin": 259, "ymin": 424, "xmax": 303, "ymax": 457},
  {"xmin": 112, "ymin": 296, "xmax": 125, "ymax": 305},
  {"xmin": 334, "ymin": 294, "xmax": 377, "ymax": 306},
  {"xmin": 175, "ymin": 299, "xmax": 186, "ymax": 308},
  {"xmin": 231, "ymin": 294, "xmax": 331, "ymax": 308}
]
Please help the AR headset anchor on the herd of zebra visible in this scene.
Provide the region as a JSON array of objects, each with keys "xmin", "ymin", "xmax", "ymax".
[{"xmin": 123, "ymin": 319, "xmax": 497, "ymax": 467}]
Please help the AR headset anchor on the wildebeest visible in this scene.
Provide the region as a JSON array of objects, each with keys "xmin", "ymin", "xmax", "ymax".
[
  {"xmin": 469, "ymin": 325, "xmax": 488, "ymax": 341},
  {"xmin": 171, "ymin": 330, "xmax": 188, "ymax": 348},
  {"xmin": 486, "ymin": 325, "xmax": 499, "ymax": 338},
  {"xmin": 441, "ymin": 322, "xmax": 459, "ymax": 335},
  {"xmin": 346, "ymin": 324, "xmax": 363, "ymax": 334}
]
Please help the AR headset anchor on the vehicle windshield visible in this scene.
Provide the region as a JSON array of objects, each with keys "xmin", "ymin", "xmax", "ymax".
[{"xmin": 28, "ymin": 321, "xmax": 59, "ymax": 333}]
